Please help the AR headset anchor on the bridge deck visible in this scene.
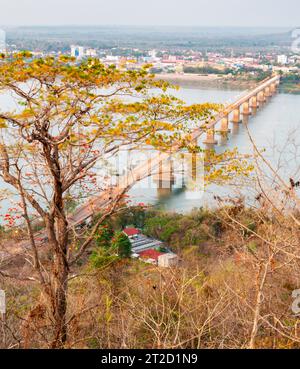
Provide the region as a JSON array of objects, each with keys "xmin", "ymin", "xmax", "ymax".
[{"xmin": 191, "ymin": 74, "xmax": 280, "ymax": 140}]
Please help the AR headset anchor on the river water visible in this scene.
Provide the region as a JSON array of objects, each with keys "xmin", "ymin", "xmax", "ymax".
[{"xmin": 0, "ymin": 86, "xmax": 299, "ymax": 216}]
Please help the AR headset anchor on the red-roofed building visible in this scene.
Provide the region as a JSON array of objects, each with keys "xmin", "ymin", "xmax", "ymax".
[
  {"xmin": 138, "ymin": 249, "xmax": 165, "ymax": 263},
  {"xmin": 123, "ymin": 228, "xmax": 140, "ymax": 238}
]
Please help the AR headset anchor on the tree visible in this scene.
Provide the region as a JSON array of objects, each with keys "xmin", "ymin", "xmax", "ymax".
[
  {"xmin": 0, "ymin": 52, "xmax": 221, "ymax": 348},
  {"xmin": 95, "ymin": 223, "xmax": 114, "ymax": 249},
  {"xmin": 112, "ymin": 232, "xmax": 132, "ymax": 258}
]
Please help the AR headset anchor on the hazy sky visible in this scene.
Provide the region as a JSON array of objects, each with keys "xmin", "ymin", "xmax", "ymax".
[{"xmin": 0, "ymin": 0, "xmax": 299, "ymax": 27}]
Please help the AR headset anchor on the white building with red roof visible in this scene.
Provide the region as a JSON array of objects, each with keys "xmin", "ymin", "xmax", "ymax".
[{"xmin": 123, "ymin": 228, "xmax": 140, "ymax": 239}]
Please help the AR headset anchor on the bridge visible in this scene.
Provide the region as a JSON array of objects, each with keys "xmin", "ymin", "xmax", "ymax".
[
  {"xmin": 193, "ymin": 74, "xmax": 280, "ymax": 145},
  {"xmin": 0, "ymin": 75, "xmax": 280, "ymax": 264},
  {"xmin": 113, "ymin": 74, "xmax": 281, "ymax": 196}
]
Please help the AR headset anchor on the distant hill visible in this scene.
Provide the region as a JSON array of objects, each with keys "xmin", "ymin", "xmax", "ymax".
[{"xmin": 2, "ymin": 25, "xmax": 294, "ymax": 52}]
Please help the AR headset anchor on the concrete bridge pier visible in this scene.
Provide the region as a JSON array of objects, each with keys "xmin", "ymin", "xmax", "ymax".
[
  {"xmin": 203, "ymin": 128, "xmax": 218, "ymax": 146},
  {"xmin": 219, "ymin": 115, "xmax": 230, "ymax": 133},
  {"xmin": 154, "ymin": 158, "xmax": 175, "ymax": 198},
  {"xmin": 265, "ymin": 86, "xmax": 271, "ymax": 98},
  {"xmin": 217, "ymin": 115, "xmax": 230, "ymax": 144},
  {"xmin": 231, "ymin": 108, "xmax": 242, "ymax": 124},
  {"xmin": 270, "ymin": 83, "xmax": 277, "ymax": 95},
  {"xmin": 242, "ymin": 101, "xmax": 251, "ymax": 116},
  {"xmin": 252, "ymin": 107, "xmax": 258, "ymax": 116},
  {"xmin": 250, "ymin": 96, "xmax": 258, "ymax": 109},
  {"xmin": 258, "ymin": 91, "xmax": 266, "ymax": 105}
]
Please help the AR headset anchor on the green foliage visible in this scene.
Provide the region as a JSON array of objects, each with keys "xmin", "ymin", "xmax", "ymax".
[
  {"xmin": 281, "ymin": 72, "xmax": 300, "ymax": 84},
  {"xmin": 190, "ymin": 207, "xmax": 212, "ymax": 223},
  {"xmin": 160, "ymin": 221, "xmax": 178, "ymax": 242},
  {"xmin": 112, "ymin": 207, "xmax": 146, "ymax": 230},
  {"xmin": 143, "ymin": 215, "xmax": 172, "ymax": 239},
  {"xmin": 143, "ymin": 209, "xmax": 215, "ymax": 250},
  {"xmin": 157, "ymin": 246, "xmax": 169, "ymax": 253},
  {"xmin": 95, "ymin": 223, "xmax": 114, "ymax": 249},
  {"xmin": 90, "ymin": 247, "xmax": 119, "ymax": 269},
  {"xmin": 183, "ymin": 66, "xmax": 234, "ymax": 75},
  {"xmin": 280, "ymin": 73, "xmax": 300, "ymax": 93},
  {"xmin": 242, "ymin": 220, "xmax": 257, "ymax": 238},
  {"xmin": 253, "ymin": 71, "xmax": 272, "ymax": 82},
  {"xmin": 247, "ymin": 241, "xmax": 258, "ymax": 253},
  {"xmin": 112, "ymin": 232, "xmax": 132, "ymax": 258},
  {"xmin": 182, "ymin": 228, "xmax": 206, "ymax": 246}
]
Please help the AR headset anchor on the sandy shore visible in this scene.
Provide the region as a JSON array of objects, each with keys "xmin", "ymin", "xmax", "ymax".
[
  {"xmin": 158, "ymin": 73, "xmax": 222, "ymax": 82},
  {"xmin": 155, "ymin": 73, "xmax": 255, "ymax": 90}
]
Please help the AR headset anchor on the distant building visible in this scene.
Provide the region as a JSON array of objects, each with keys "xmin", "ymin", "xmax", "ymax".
[
  {"xmin": 105, "ymin": 55, "xmax": 119, "ymax": 63},
  {"xmin": 0, "ymin": 29, "xmax": 6, "ymax": 53},
  {"xmin": 85, "ymin": 48, "xmax": 97, "ymax": 57},
  {"xmin": 124, "ymin": 228, "xmax": 178, "ymax": 267},
  {"xmin": 158, "ymin": 253, "xmax": 179, "ymax": 268},
  {"xmin": 149, "ymin": 49, "xmax": 157, "ymax": 58},
  {"xmin": 139, "ymin": 249, "xmax": 165, "ymax": 265},
  {"xmin": 277, "ymin": 54, "xmax": 288, "ymax": 65},
  {"xmin": 71, "ymin": 45, "xmax": 85, "ymax": 59},
  {"xmin": 273, "ymin": 66, "xmax": 291, "ymax": 74},
  {"xmin": 123, "ymin": 228, "xmax": 140, "ymax": 239},
  {"xmin": 289, "ymin": 55, "xmax": 300, "ymax": 64},
  {"xmin": 129, "ymin": 234, "xmax": 163, "ymax": 254}
]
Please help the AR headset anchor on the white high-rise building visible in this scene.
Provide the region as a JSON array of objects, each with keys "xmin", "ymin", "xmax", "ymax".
[
  {"xmin": 0, "ymin": 29, "xmax": 6, "ymax": 53},
  {"xmin": 277, "ymin": 54, "xmax": 288, "ymax": 65},
  {"xmin": 71, "ymin": 45, "xmax": 85, "ymax": 59},
  {"xmin": 149, "ymin": 49, "xmax": 157, "ymax": 58}
]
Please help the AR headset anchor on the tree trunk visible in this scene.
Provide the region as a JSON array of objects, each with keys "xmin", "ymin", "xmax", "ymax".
[
  {"xmin": 248, "ymin": 262, "xmax": 269, "ymax": 349},
  {"xmin": 52, "ymin": 250, "xmax": 68, "ymax": 348},
  {"xmin": 47, "ymin": 214, "xmax": 69, "ymax": 348}
]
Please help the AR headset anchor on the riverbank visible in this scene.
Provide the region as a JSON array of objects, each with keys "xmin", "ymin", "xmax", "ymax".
[
  {"xmin": 279, "ymin": 83, "xmax": 300, "ymax": 94},
  {"xmin": 155, "ymin": 73, "xmax": 258, "ymax": 90},
  {"xmin": 157, "ymin": 73, "xmax": 300, "ymax": 94}
]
